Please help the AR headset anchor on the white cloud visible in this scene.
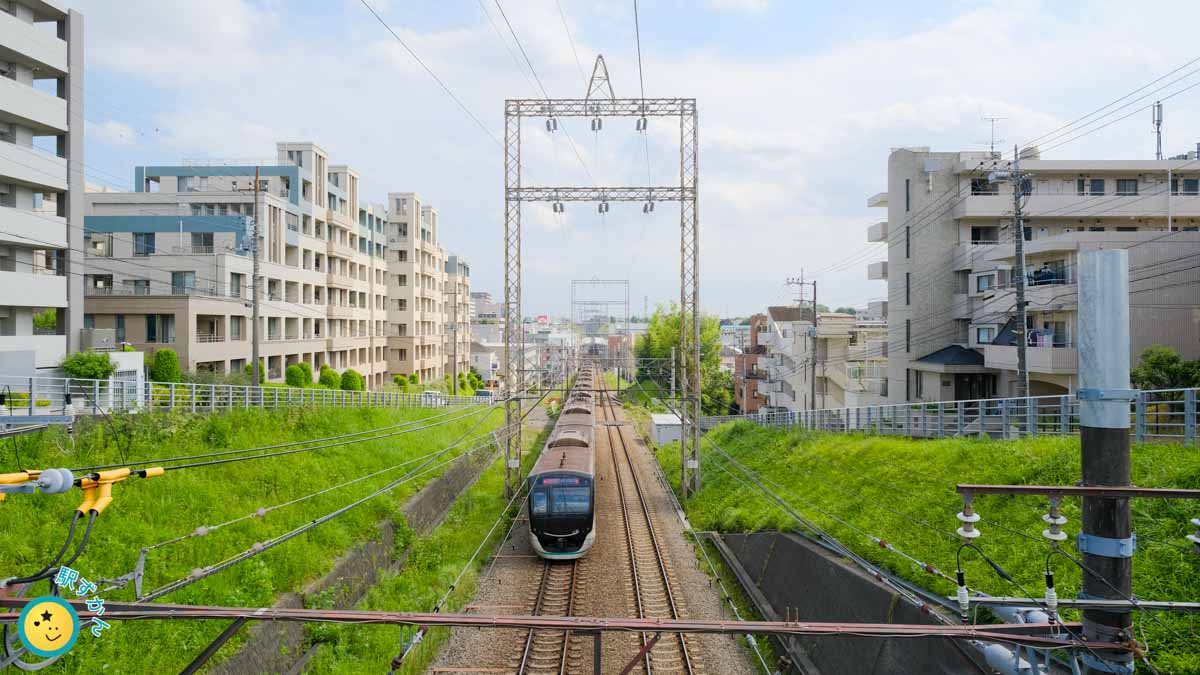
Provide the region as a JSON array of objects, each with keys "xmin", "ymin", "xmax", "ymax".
[
  {"xmin": 73, "ymin": 0, "xmax": 1200, "ymax": 315},
  {"xmin": 87, "ymin": 119, "xmax": 136, "ymax": 146},
  {"xmin": 708, "ymin": 0, "xmax": 770, "ymax": 13}
]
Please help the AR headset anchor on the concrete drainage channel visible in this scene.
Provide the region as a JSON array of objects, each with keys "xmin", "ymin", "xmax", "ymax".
[
  {"xmin": 203, "ymin": 444, "xmax": 501, "ymax": 675},
  {"xmin": 710, "ymin": 531, "xmax": 1065, "ymax": 675}
]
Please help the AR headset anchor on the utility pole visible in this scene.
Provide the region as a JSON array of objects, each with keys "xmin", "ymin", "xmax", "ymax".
[
  {"xmin": 670, "ymin": 346, "xmax": 676, "ymax": 401},
  {"xmin": 448, "ymin": 283, "xmax": 458, "ymax": 396},
  {"xmin": 1077, "ymin": 249, "xmax": 1134, "ymax": 675},
  {"xmin": 810, "ymin": 280, "xmax": 819, "ymax": 410},
  {"xmin": 1011, "ymin": 146, "xmax": 1029, "ymax": 399},
  {"xmin": 1152, "ymin": 101, "xmax": 1164, "ymax": 161},
  {"xmin": 251, "ymin": 166, "xmax": 262, "ymax": 389}
]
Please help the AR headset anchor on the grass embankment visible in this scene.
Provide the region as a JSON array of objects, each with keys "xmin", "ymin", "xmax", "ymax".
[
  {"xmin": 305, "ymin": 420, "xmax": 554, "ymax": 673},
  {"xmin": 655, "ymin": 424, "xmax": 1200, "ymax": 674},
  {"xmin": 1, "ymin": 404, "xmax": 502, "ymax": 674}
]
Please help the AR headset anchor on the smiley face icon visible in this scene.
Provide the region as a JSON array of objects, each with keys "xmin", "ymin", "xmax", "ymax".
[{"xmin": 17, "ymin": 596, "xmax": 80, "ymax": 658}]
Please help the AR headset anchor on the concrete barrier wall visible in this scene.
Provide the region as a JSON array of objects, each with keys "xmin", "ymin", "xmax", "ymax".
[{"xmin": 716, "ymin": 531, "xmax": 988, "ymax": 675}]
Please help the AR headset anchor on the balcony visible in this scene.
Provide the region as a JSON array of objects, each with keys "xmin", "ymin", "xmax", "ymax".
[
  {"xmin": 196, "ymin": 333, "xmax": 225, "ymax": 343},
  {"xmin": 326, "ymin": 239, "xmax": 357, "ymax": 260},
  {"xmin": 0, "ymin": 141, "xmax": 66, "ymax": 191},
  {"xmin": 0, "ymin": 76, "xmax": 67, "ymax": 133},
  {"xmin": 0, "ymin": 9, "xmax": 68, "ymax": 75},
  {"xmin": 326, "ymin": 335, "xmax": 360, "ymax": 351},
  {"xmin": 867, "ymin": 192, "xmax": 888, "ymax": 208},
  {"xmin": 867, "ymin": 260, "xmax": 888, "ymax": 280},
  {"xmin": 867, "ymin": 220, "xmax": 888, "ymax": 243},
  {"xmin": 0, "ymin": 270, "xmax": 66, "ymax": 307},
  {"xmin": 326, "ymin": 304, "xmax": 356, "ymax": 319},
  {"xmin": 983, "ymin": 344, "xmax": 1077, "ymax": 375},
  {"xmin": 953, "ymin": 190, "xmax": 1200, "ymax": 220},
  {"xmin": 0, "ymin": 207, "xmax": 66, "ymax": 248},
  {"xmin": 326, "ymin": 273, "xmax": 355, "ymax": 290}
]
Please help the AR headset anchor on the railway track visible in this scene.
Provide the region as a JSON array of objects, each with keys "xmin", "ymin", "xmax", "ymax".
[
  {"xmin": 601, "ymin": 385, "xmax": 699, "ymax": 675},
  {"xmin": 515, "ymin": 560, "xmax": 582, "ymax": 674}
]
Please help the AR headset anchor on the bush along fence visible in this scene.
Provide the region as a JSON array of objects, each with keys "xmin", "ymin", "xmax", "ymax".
[
  {"xmin": 699, "ymin": 387, "xmax": 1199, "ymax": 445},
  {"xmin": 0, "ymin": 375, "xmax": 492, "ymax": 421}
]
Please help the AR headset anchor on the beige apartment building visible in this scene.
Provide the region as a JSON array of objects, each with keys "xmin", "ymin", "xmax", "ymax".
[
  {"xmin": 869, "ymin": 147, "xmax": 1200, "ymax": 402},
  {"xmin": 83, "ymin": 141, "xmax": 391, "ymax": 388},
  {"xmin": 384, "ymin": 192, "xmax": 471, "ymax": 386},
  {"xmin": 0, "ymin": 0, "xmax": 84, "ymax": 368}
]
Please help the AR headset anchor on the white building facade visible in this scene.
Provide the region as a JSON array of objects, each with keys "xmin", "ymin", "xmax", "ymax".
[{"xmin": 0, "ymin": 0, "xmax": 83, "ymax": 368}]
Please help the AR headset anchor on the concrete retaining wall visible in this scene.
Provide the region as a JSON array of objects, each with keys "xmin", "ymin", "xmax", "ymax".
[
  {"xmin": 208, "ymin": 447, "xmax": 499, "ymax": 675},
  {"xmin": 716, "ymin": 531, "xmax": 989, "ymax": 675}
]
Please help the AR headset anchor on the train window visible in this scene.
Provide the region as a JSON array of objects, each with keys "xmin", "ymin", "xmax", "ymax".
[
  {"xmin": 550, "ymin": 487, "xmax": 591, "ymax": 514},
  {"xmin": 531, "ymin": 491, "xmax": 548, "ymax": 515}
]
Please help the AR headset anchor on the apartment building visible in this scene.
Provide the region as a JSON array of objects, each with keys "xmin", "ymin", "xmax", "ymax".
[
  {"xmin": 444, "ymin": 254, "xmax": 471, "ymax": 383},
  {"xmin": 385, "ymin": 192, "xmax": 448, "ymax": 385},
  {"xmin": 732, "ymin": 313, "xmax": 768, "ymax": 414},
  {"xmin": 0, "ymin": 0, "xmax": 83, "ymax": 368},
  {"xmin": 470, "ymin": 290, "xmax": 501, "ymax": 321},
  {"xmin": 869, "ymin": 147, "xmax": 1200, "ymax": 402},
  {"xmin": 82, "ymin": 141, "xmax": 390, "ymax": 388}
]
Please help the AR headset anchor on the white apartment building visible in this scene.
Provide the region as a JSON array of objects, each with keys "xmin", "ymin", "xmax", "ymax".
[
  {"xmin": 869, "ymin": 147, "xmax": 1200, "ymax": 402},
  {"xmin": 385, "ymin": 192, "xmax": 449, "ymax": 385},
  {"xmin": 0, "ymin": 0, "xmax": 83, "ymax": 368},
  {"xmin": 444, "ymin": 253, "xmax": 471, "ymax": 384},
  {"xmin": 83, "ymin": 141, "xmax": 390, "ymax": 388},
  {"xmin": 756, "ymin": 307, "xmax": 889, "ymax": 411}
]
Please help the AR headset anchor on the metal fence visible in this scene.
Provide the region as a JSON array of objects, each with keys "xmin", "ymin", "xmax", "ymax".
[
  {"xmin": 700, "ymin": 388, "xmax": 1199, "ymax": 445},
  {"xmin": 0, "ymin": 375, "xmax": 492, "ymax": 420}
]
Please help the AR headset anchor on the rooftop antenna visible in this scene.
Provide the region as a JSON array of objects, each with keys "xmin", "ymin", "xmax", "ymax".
[
  {"xmin": 981, "ymin": 116, "xmax": 1006, "ymax": 157},
  {"xmin": 1152, "ymin": 100, "xmax": 1164, "ymax": 160}
]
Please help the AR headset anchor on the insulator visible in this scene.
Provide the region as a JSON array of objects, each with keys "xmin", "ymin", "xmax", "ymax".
[
  {"xmin": 636, "ymin": 117, "xmax": 648, "ymax": 131},
  {"xmin": 546, "ymin": 118, "xmax": 557, "ymax": 132},
  {"xmin": 1044, "ymin": 571, "xmax": 1059, "ymax": 620},
  {"xmin": 591, "ymin": 118, "xmax": 603, "ymax": 132},
  {"xmin": 956, "ymin": 570, "xmax": 970, "ymax": 623},
  {"xmin": 956, "ymin": 495, "xmax": 981, "ymax": 539},
  {"xmin": 1041, "ymin": 499, "xmax": 1068, "ymax": 542}
]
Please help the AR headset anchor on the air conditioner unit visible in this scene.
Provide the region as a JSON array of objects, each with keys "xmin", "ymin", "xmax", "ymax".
[{"xmin": 80, "ymin": 328, "xmax": 116, "ymax": 351}]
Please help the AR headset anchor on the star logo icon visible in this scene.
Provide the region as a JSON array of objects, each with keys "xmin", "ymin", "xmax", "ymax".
[{"xmin": 40, "ymin": 610, "xmax": 53, "ymax": 622}]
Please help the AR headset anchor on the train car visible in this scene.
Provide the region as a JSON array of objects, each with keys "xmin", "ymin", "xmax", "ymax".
[{"xmin": 527, "ymin": 369, "xmax": 597, "ymax": 559}]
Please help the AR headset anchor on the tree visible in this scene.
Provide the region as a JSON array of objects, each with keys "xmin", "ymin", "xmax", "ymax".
[
  {"xmin": 1131, "ymin": 346, "xmax": 1200, "ymax": 391},
  {"xmin": 408, "ymin": 373, "xmax": 419, "ymax": 385},
  {"xmin": 285, "ymin": 364, "xmax": 306, "ymax": 387},
  {"xmin": 149, "ymin": 349, "xmax": 182, "ymax": 382},
  {"xmin": 61, "ymin": 351, "xmax": 116, "ymax": 380},
  {"xmin": 634, "ymin": 304, "xmax": 730, "ymax": 415},
  {"xmin": 298, "ymin": 362, "xmax": 314, "ymax": 386},
  {"xmin": 33, "ymin": 308, "xmax": 57, "ymax": 333},
  {"xmin": 393, "ymin": 375, "xmax": 409, "ymax": 391},
  {"xmin": 340, "ymin": 368, "xmax": 364, "ymax": 391},
  {"xmin": 834, "ymin": 306, "xmax": 857, "ymax": 315},
  {"xmin": 319, "ymin": 366, "xmax": 340, "ymax": 388}
]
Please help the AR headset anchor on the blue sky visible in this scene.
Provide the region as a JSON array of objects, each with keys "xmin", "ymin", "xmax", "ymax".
[{"xmin": 68, "ymin": 0, "xmax": 1200, "ymax": 316}]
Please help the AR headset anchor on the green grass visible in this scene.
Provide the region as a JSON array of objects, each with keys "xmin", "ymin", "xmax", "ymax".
[
  {"xmin": 0, "ymin": 404, "xmax": 503, "ymax": 673},
  {"xmin": 654, "ymin": 424, "xmax": 1200, "ymax": 674},
  {"xmin": 304, "ymin": 421, "xmax": 553, "ymax": 673}
]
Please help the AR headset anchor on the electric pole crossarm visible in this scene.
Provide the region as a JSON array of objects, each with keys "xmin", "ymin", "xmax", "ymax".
[
  {"xmin": 507, "ymin": 98, "xmax": 695, "ymax": 117},
  {"xmin": 509, "ymin": 187, "xmax": 691, "ymax": 202}
]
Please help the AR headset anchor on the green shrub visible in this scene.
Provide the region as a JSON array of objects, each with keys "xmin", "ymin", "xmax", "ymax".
[
  {"xmin": 120, "ymin": 344, "xmax": 136, "ymax": 352},
  {"xmin": 319, "ymin": 366, "xmax": 340, "ymax": 389},
  {"xmin": 285, "ymin": 364, "xmax": 305, "ymax": 387},
  {"xmin": 298, "ymin": 362, "xmax": 314, "ymax": 386},
  {"xmin": 3, "ymin": 392, "xmax": 52, "ymax": 408},
  {"xmin": 243, "ymin": 363, "xmax": 266, "ymax": 385},
  {"xmin": 33, "ymin": 308, "xmax": 57, "ymax": 333},
  {"xmin": 61, "ymin": 350, "xmax": 117, "ymax": 380},
  {"xmin": 149, "ymin": 349, "xmax": 182, "ymax": 382},
  {"xmin": 340, "ymin": 368, "xmax": 364, "ymax": 391},
  {"xmin": 392, "ymin": 375, "xmax": 409, "ymax": 391},
  {"xmin": 408, "ymin": 373, "xmax": 419, "ymax": 385}
]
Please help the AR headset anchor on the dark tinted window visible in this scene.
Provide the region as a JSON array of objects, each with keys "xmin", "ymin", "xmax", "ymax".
[
  {"xmin": 531, "ymin": 491, "xmax": 547, "ymax": 515},
  {"xmin": 551, "ymin": 487, "xmax": 590, "ymax": 514}
]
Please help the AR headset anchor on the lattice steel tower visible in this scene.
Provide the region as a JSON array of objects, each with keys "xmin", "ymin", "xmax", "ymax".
[{"xmin": 502, "ymin": 56, "xmax": 701, "ymax": 498}]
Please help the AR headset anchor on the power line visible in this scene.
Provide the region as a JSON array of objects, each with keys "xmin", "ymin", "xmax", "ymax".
[{"xmin": 555, "ymin": 0, "xmax": 588, "ymax": 88}]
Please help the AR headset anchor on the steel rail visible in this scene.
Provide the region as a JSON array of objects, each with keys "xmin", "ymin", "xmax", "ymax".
[
  {"xmin": 0, "ymin": 600, "xmax": 1129, "ymax": 652},
  {"xmin": 604, "ymin": 386, "xmax": 695, "ymax": 675},
  {"xmin": 516, "ymin": 560, "xmax": 579, "ymax": 675}
]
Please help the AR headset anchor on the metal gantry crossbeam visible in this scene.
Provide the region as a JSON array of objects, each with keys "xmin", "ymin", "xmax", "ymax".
[{"xmin": 503, "ymin": 57, "xmax": 701, "ymax": 498}]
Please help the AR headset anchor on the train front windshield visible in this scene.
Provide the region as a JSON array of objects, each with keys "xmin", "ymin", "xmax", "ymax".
[{"xmin": 530, "ymin": 476, "xmax": 594, "ymax": 552}]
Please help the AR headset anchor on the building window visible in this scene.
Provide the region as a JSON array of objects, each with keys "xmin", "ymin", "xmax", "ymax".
[
  {"xmin": 905, "ymin": 226, "xmax": 911, "ymax": 258},
  {"xmin": 970, "ymin": 178, "xmax": 998, "ymax": 195},
  {"xmin": 1076, "ymin": 178, "xmax": 1086, "ymax": 196},
  {"xmin": 83, "ymin": 314, "xmax": 94, "ymax": 330},
  {"xmin": 171, "ymin": 271, "xmax": 196, "ymax": 295},
  {"xmin": 976, "ymin": 274, "xmax": 994, "ymax": 293},
  {"xmin": 904, "ymin": 178, "xmax": 910, "ymax": 212},
  {"xmin": 914, "ymin": 371, "xmax": 924, "ymax": 398},
  {"xmin": 398, "ymin": 249, "xmax": 407, "ymax": 262},
  {"xmin": 397, "ymin": 274, "xmax": 407, "ymax": 287},
  {"xmin": 1170, "ymin": 178, "xmax": 1200, "ymax": 195},
  {"xmin": 115, "ymin": 315, "xmax": 125, "ymax": 341},
  {"xmin": 905, "ymin": 272, "xmax": 911, "ymax": 305},
  {"xmin": 1089, "ymin": 178, "xmax": 1105, "ymax": 196},
  {"xmin": 231, "ymin": 316, "xmax": 242, "ymax": 340},
  {"xmin": 1115, "ymin": 179, "xmax": 1138, "ymax": 196},
  {"xmin": 905, "ymin": 319, "xmax": 911, "ymax": 353},
  {"xmin": 976, "ymin": 326, "xmax": 995, "ymax": 344},
  {"xmin": 133, "ymin": 232, "xmax": 155, "ymax": 256}
]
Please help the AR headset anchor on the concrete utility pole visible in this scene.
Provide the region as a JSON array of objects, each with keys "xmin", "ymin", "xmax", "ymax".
[
  {"xmin": 810, "ymin": 280, "xmax": 819, "ymax": 410},
  {"xmin": 1076, "ymin": 249, "xmax": 1134, "ymax": 675},
  {"xmin": 1011, "ymin": 146, "xmax": 1029, "ymax": 398},
  {"xmin": 448, "ymin": 283, "xmax": 458, "ymax": 396},
  {"xmin": 251, "ymin": 166, "xmax": 262, "ymax": 389},
  {"xmin": 670, "ymin": 346, "xmax": 676, "ymax": 401}
]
